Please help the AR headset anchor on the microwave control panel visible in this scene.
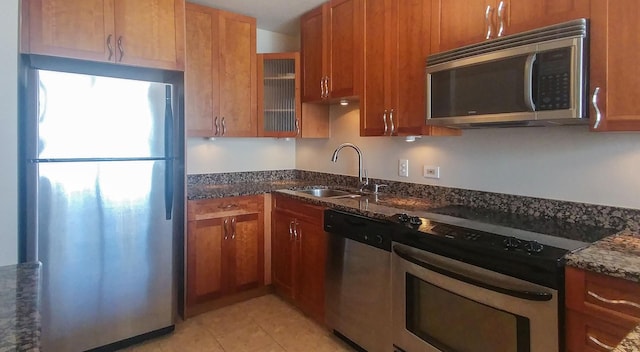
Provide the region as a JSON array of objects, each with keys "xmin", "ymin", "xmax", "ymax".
[{"xmin": 536, "ymin": 48, "xmax": 572, "ymax": 111}]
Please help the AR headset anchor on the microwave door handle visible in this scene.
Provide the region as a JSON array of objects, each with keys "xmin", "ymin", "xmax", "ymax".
[
  {"xmin": 393, "ymin": 245, "xmax": 553, "ymax": 302},
  {"xmin": 524, "ymin": 53, "xmax": 537, "ymax": 112}
]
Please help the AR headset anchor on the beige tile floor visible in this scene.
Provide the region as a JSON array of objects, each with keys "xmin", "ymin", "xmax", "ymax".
[{"xmin": 120, "ymin": 294, "xmax": 355, "ymax": 352}]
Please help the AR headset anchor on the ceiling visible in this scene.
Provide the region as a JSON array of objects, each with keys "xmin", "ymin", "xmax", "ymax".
[{"xmin": 188, "ymin": 0, "xmax": 326, "ymax": 35}]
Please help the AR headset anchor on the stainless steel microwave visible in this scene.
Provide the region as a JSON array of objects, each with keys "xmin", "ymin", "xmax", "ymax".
[{"xmin": 426, "ymin": 19, "xmax": 588, "ymax": 128}]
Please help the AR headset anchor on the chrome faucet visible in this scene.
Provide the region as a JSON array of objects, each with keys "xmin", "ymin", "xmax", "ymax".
[{"xmin": 331, "ymin": 143, "xmax": 369, "ymax": 192}]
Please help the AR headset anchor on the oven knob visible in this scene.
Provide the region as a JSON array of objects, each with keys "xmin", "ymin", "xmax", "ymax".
[
  {"xmin": 376, "ymin": 235, "xmax": 384, "ymax": 245},
  {"xmin": 503, "ymin": 237, "xmax": 521, "ymax": 250},
  {"xmin": 524, "ymin": 240, "xmax": 544, "ymax": 254},
  {"xmin": 409, "ymin": 216, "xmax": 422, "ymax": 226},
  {"xmin": 397, "ymin": 213, "xmax": 410, "ymax": 223}
]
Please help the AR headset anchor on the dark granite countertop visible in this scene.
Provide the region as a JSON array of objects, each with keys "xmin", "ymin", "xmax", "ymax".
[{"xmin": 0, "ymin": 263, "xmax": 40, "ymax": 352}]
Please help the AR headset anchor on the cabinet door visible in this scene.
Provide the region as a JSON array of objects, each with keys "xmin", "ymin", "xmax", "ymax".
[
  {"xmin": 185, "ymin": 3, "xmax": 219, "ymax": 137},
  {"xmin": 296, "ymin": 217, "xmax": 327, "ymax": 323},
  {"xmin": 113, "ymin": 0, "xmax": 185, "ymax": 70},
  {"xmin": 229, "ymin": 213, "xmax": 264, "ymax": 292},
  {"xmin": 566, "ymin": 310, "xmax": 630, "ymax": 352},
  {"xmin": 186, "ymin": 218, "xmax": 226, "ymax": 304},
  {"xmin": 23, "ymin": 0, "xmax": 115, "ymax": 61},
  {"xmin": 271, "ymin": 209, "xmax": 295, "ymax": 300},
  {"xmin": 589, "ymin": 0, "xmax": 640, "ymax": 131},
  {"xmin": 506, "ymin": 0, "xmax": 589, "ymax": 36},
  {"xmin": 328, "ymin": 0, "xmax": 364, "ymax": 99},
  {"xmin": 218, "ymin": 10, "xmax": 257, "ymax": 137},
  {"xmin": 301, "ymin": 5, "xmax": 327, "ymax": 102},
  {"xmin": 431, "ymin": 0, "xmax": 493, "ymax": 53},
  {"xmin": 360, "ymin": 0, "xmax": 390, "ymax": 136}
]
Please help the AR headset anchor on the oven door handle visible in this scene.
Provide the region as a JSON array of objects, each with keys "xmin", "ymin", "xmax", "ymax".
[{"xmin": 393, "ymin": 246, "xmax": 553, "ymax": 302}]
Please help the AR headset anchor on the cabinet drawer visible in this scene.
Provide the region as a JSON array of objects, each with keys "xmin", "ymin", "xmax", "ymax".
[
  {"xmin": 566, "ymin": 309, "xmax": 631, "ymax": 352},
  {"xmin": 188, "ymin": 195, "xmax": 263, "ymax": 221},
  {"xmin": 272, "ymin": 194, "xmax": 324, "ymax": 224},
  {"xmin": 566, "ymin": 266, "xmax": 640, "ymax": 325}
]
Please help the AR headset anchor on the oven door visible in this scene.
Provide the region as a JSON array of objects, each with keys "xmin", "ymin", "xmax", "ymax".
[{"xmin": 392, "ymin": 243, "xmax": 558, "ymax": 352}]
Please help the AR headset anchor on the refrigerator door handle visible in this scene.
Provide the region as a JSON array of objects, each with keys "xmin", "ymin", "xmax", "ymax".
[{"xmin": 164, "ymin": 85, "xmax": 174, "ymax": 220}]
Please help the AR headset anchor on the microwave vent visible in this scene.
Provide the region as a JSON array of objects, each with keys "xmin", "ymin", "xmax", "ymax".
[{"xmin": 427, "ymin": 19, "xmax": 588, "ymax": 67}]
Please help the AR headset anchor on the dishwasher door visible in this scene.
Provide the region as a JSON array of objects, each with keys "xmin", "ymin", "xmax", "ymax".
[{"xmin": 325, "ymin": 232, "xmax": 392, "ymax": 352}]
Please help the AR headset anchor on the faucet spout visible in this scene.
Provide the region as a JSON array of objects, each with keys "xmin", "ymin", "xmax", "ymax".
[{"xmin": 330, "ymin": 143, "xmax": 368, "ymax": 191}]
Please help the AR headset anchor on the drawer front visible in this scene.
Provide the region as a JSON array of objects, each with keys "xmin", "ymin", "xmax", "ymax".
[
  {"xmin": 272, "ymin": 194, "xmax": 324, "ymax": 224},
  {"xmin": 188, "ymin": 195, "xmax": 263, "ymax": 221},
  {"xmin": 566, "ymin": 309, "xmax": 630, "ymax": 352},
  {"xmin": 566, "ymin": 266, "xmax": 640, "ymax": 325}
]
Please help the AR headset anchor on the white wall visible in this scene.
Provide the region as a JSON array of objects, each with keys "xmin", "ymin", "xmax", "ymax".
[
  {"xmin": 186, "ymin": 29, "xmax": 299, "ymax": 174},
  {"xmin": 0, "ymin": 0, "xmax": 19, "ymax": 265},
  {"xmin": 296, "ymin": 105, "xmax": 640, "ymax": 210}
]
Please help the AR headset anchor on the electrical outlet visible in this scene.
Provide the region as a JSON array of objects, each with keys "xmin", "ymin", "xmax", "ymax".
[
  {"xmin": 423, "ymin": 166, "xmax": 440, "ymax": 179},
  {"xmin": 399, "ymin": 159, "xmax": 409, "ymax": 177}
]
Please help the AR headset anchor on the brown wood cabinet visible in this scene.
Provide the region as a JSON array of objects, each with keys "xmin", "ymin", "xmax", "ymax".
[
  {"xmin": 588, "ymin": 0, "xmax": 640, "ymax": 132},
  {"xmin": 185, "ymin": 3, "xmax": 257, "ymax": 138},
  {"xmin": 271, "ymin": 194, "xmax": 326, "ymax": 323},
  {"xmin": 22, "ymin": 0, "xmax": 185, "ymax": 71},
  {"xmin": 430, "ymin": 0, "xmax": 588, "ymax": 53},
  {"xmin": 360, "ymin": 0, "xmax": 460, "ymax": 137},
  {"xmin": 186, "ymin": 195, "xmax": 264, "ymax": 315},
  {"xmin": 300, "ymin": 0, "xmax": 364, "ymax": 103},
  {"xmin": 565, "ymin": 266, "xmax": 640, "ymax": 351}
]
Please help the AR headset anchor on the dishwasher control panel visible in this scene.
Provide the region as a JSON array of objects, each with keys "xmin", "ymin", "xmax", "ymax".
[{"xmin": 324, "ymin": 209, "xmax": 393, "ymax": 252}]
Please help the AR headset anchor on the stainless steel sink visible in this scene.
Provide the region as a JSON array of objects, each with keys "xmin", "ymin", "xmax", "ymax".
[{"xmin": 298, "ymin": 188, "xmax": 360, "ymax": 198}]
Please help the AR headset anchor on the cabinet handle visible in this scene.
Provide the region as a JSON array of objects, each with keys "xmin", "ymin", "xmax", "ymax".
[
  {"xmin": 497, "ymin": 1, "xmax": 506, "ymax": 37},
  {"xmin": 592, "ymin": 87, "xmax": 602, "ymax": 129},
  {"xmin": 117, "ymin": 36, "xmax": 124, "ymax": 62},
  {"xmin": 383, "ymin": 110, "xmax": 388, "ymax": 135},
  {"xmin": 293, "ymin": 220, "xmax": 300, "ymax": 240},
  {"xmin": 223, "ymin": 218, "xmax": 229, "ymax": 240},
  {"xmin": 288, "ymin": 220, "xmax": 294, "ymax": 240},
  {"xmin": 588, "ymin": 290, "xmax": 640, "ymax": 310},
  {"xmin": 218, "ymin": 204, "xmax": 237, "ymax": 209},
  {"xmin": 295, "ymin": 118, "xmax": 301, "ymax": 137},
  {"xmin": 324, "ymin": 76, "xmax": 330, "ymax": 99},
  {"xmin": 231, "ymin": 217, "xmax": 236, "ymax": 239},
  {"xmin": 320, "ymin": 77, "xmax": 326, "ymax": 98},
  {"xmin": 389, "ymin": 109, "xmax": 395, "ymax": 135},
  {"xmin": 587, "ymin": 335, "xmax": 615, "ymax": 351},
  {"xmin": 214, "ymin": 116, "xmax": 220, "ymax": 136},
  {"xmin": 106, "ymin": 34, "xmax": 114, "ymax": 61},
  {"xmin": 221, "ymin": 117, "xmax": 227, "ymax": 136},
  {"xmin": 485, "ymin": 5, "xmax": 494, "ymax": 39}
]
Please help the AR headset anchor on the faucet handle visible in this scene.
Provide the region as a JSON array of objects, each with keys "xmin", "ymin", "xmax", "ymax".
[{"xmin": 373, "ymin": 184, "xmax": 388, "ymax": 194}]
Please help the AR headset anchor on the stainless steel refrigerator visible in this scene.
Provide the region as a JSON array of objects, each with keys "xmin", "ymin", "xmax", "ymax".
[{"xmin": 23, "ymin": 68, "xmax": 183, "ymax": 352}]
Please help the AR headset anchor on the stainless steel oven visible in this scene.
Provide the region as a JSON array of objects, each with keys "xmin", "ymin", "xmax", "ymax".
[{"xmin": 392, "ymin": 243, "xmax": 558, "ymax": 352}]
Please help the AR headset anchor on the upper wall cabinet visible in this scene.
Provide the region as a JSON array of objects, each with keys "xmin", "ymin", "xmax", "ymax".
[
  {"xmin": 185, "ymin": 3, "xmax": 257, "ymax": 138},
  {"xmin": 21, "ymin": 0, "xmax": 186, "ymax": 71},
  {"xmin": 430, "ymin": 0, "xmax": 589, "ymax": 53},
  {"xmin": 360, "ymin": 0, "xmax": 459, "ymax": 137},
  {"xmin": 589, "ymin": 0, "xmax": 640, "ymax": 132},
  {"xmin": 300, "ymin": 0, "xmax": 364, "ymax": 103}
]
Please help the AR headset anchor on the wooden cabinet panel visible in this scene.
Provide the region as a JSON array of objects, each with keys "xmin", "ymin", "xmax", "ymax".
[
  {"xmin": 589, "ymin": 0, "xmax": 640, "ymax": 132},
  {"xmin": 271, "ymin": 194, "xmax": 326, "ymax": 323},
  {"xmin": 22, "ymin": 0, "xmax": 185, "ymax": 70},
  {"xmin": 186, "ymin": 195, "xmax": 264, "ymax": 313},
  {"xmin": 301, "ymin": 5, "xmax": 327, "ymax": 103},
  {"xmin": 431, "ymin": 0, "xmax": 491, "ymax": 53},
  {"xmin": 23, "ymin": 0, "xmax": 115, "ymax": 61},
  {"xmin": 566, "ymin": 310, "xmax": 633, "ymax": 352},
  {"xmin": 185, "ymin": 3, "xmax": 257, "ymax": 137},
  {"xmin": 506, "ymin": 0, "xmax": 589, "ymax": 36},
  {"xmin": 113, "ymin": 0, "xmax": 185, "ymax": 70}
]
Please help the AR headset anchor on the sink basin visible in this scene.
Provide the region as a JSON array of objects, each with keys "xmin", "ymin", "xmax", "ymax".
[{"xmin": 298, "ymin": 188, "xmax": 358, "ymax": 198}]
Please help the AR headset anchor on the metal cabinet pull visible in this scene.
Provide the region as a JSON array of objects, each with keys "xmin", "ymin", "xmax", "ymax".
[
  {"xmin": 592, "ymin": 87, "xmax": 602, "ymax": 129},
  {"xmin": 295, "ymin": 118, "xmax": 301, "ymax": 137},
  {"xmin": 106, "ymin": 34, "xmax": 114, "ymax": 60},
  {"xmin": 231, "ymin": 217, "xmax": 236, "ymax": 239},
  {"xmin": 218, "ymin": 203, "xmax": 237, "ymax": 209},
  {"xmin": 221, "ymin": 117, "xmax": 227, "ymax": 136},
  {"xmin": 214, "ymin": 116, "xmax": 220, "ymax": 136},
  {"xmin": 320, "ymin": 78, "xmax": 325, "ymax": 98},
  {"xmin": 485, "ymin": 5, "xmax": 494, "ymax": 39},
  {"xmin": 497, "ymin": 1, "xmax": 506, "ymax": 37},
  {"xmin": 588, "ymin": 290, "xmax": 640, "ymax": 310},
  {"xmin": 324, "ymin": 77, "xmax": 330, "ymax": 99},
  {"xmin": 293, "ymin": 220, "xmax": 300, "ymax": 239},
  {"xmin": 117, "ymin": 36, "xmax": 124, "ymax": 62},
  {"xmin": 383, "ymin": 110, "xmax": 388, "ymax": 135},
  {"xmin": 588, "ymin": 335, "xmax": 614, "ymax": 351},
  {"xmin": 223, "ymin": 218, "xmax": 229, "ymax": 240},
  {"xmin": 389, "ymin": 109, "xmax": 395, "ymax": 135},
  {"xmin": 288, "ymin": 220, "xmax": 294, "ymax": 240}
]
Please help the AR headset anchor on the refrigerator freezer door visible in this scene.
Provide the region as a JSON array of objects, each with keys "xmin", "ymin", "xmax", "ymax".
[
  {"xmin": 37, "ymin": 160, "xmax": 174, "ymax": 351},
  {"xmin": 36, "ymin": 70, "xmax": 169, "ymax": 159}
]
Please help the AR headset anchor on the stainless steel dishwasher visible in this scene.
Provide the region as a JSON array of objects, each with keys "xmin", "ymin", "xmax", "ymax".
[{"xmin": 324, "ymin": 209, "xmax": 393, "ymax": 352}]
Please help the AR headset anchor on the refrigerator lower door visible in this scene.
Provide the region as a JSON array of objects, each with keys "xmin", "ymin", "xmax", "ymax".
[{"xmin": 36, "ymin": 160, "xmax": 174, "ymax": 352}]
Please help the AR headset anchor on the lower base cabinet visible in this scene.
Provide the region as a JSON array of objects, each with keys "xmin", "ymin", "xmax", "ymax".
[
  {"xmin": 271, "ymin": 194, "xmax": 326, "ymax": 323},
  {"xmin": 186, "ymin": 195, "xmax": 264, "ymax": 316}
]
